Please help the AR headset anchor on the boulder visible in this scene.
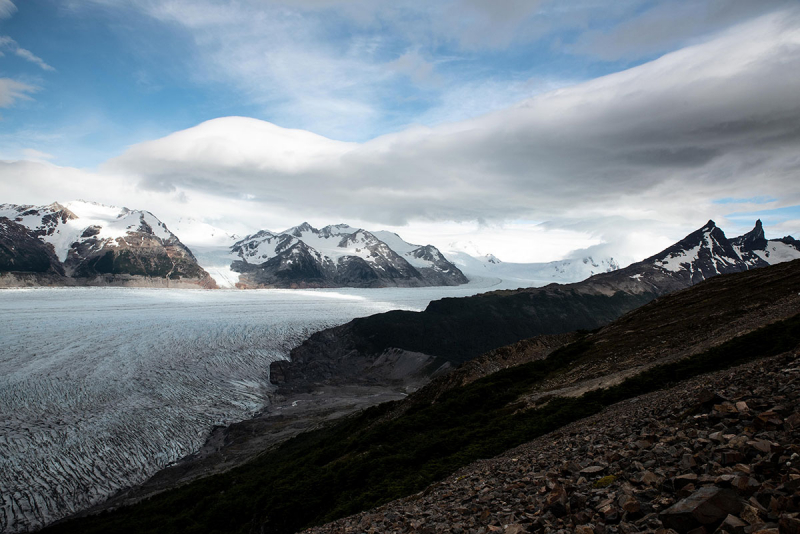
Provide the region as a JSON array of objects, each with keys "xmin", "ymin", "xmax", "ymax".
[{"xmin": 659, "ymin": 487, "xmax": 742, "ymax": 533}]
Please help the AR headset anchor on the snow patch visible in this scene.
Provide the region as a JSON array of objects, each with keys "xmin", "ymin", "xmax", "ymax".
[
  {"xmin": 754, "ymin": 241, "xmax": 800, "ymax": 264},
  {"xmin": 655, "ymin": 244, "xmax": 701, "ymax": 273}
]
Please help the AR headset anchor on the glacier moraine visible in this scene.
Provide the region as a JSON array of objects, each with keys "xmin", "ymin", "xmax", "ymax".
[{"xmin": 0, "ymin": 279, "xmax": 511, "ymax": 533}]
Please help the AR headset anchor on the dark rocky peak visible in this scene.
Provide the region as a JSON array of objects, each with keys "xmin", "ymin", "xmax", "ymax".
[
  {"xmin": 647, "ymin": 219, "xmax": 735, "ymax": 264},
  {"xmin": 731, "ymin": 219, "xmax": 767, "ymax": 251},
  {"xmin": 0, "ymin": 217, "xmax": 65, "ymax": 275},
  {"xmin": 337, "ymin": 229, "xmax": 380, "ymax": 249},
  {"xmin": 285, "ymin": 222, "xmax": 317, "ymax": 237},
  {"xmin": 411, "ymin": 245, "xmax": 444, "ymax": 262},
  {"xmin": 319, "ymin": 224, "xmax": 358, "ymax": 238},
  {"xmin": 43, "ymin": 202, "xmax": 78, "ymax": 222},
  {"xmin": 273, "ymin": 234, "xmax": 298, "ymax": 255},
  {"xmin": 239, "ymin": 229, "xmax": 278, "ymax": 243}
]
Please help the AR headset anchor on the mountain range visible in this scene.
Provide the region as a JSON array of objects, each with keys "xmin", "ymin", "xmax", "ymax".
[
  {"xmin": 0, "ymin": 201, "xmax": 216, "ymax": 288},
  {"xmin": 229, "ymin": 222, "xmax": 468, "ymax": 288},
  {"xmin": 14, "ymin": 214, "xmax": 800, "ymax": 534},
  {"xmin": 3, "ymin": 201, "xmax": 799, "ymax": 293}
]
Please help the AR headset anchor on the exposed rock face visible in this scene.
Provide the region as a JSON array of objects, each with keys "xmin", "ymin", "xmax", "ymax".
[
  {"xmin": 0, "ymin": 217, "xmax": 64, "ymax": 276},
  {"xmin": 272, "ymin": 222, "xmax": 800, "ymax": 387},
  {"xmin": 731, "ymin": 219, "xmax": 769, "ymax": 262},
  {"xmin": 305, "ymin": 352, "xmax": 800, "ymax": 534},
  {"xmin": 230, "ymin": 222, "xmax": 467, "ymax": 288},
  {"xmin": 0, "ymin": 201, "xmax": 216, "ymax": 288}
]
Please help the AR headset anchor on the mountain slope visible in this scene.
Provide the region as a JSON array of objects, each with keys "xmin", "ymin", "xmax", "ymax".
[
  {"xmin": 0, "ymin": 201, "xmax": 216, "ymax": 288},
  {"xmin": 308, "ymin": 350, "xmax": 800, "ymax": 534},
  {"xmin": 272, "ymin": 220, "xmax": 800, "ymax": 388},
  {"xmin": 230, "ymin": 223, "xmax": 467, "ymax": 288}
]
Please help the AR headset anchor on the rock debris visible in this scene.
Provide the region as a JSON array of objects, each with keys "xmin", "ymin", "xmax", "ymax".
[{"xmin": 305, "ymin": 352, "xmax": 800, "ymax": 534}]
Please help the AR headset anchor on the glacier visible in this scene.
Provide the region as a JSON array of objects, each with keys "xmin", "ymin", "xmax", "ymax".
[{"xmin": 0, "ymin": 280, "xmax": 512, "ymax": 532}]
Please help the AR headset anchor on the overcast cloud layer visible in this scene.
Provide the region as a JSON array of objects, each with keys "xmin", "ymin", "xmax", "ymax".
[{"xmin": 103, "ymin": 10, "xmax": 800, "ymax": 224}]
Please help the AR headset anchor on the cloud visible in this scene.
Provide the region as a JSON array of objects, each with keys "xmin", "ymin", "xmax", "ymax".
[
  {"xmin": 0, "ymin": 78, "xmax": 38, "ymax": 107},
  {"xmin": 571, "ymin": 0, "xmax": 795, "ymax": 61},
  {"xmin": 99, "ymin": 10, "xmax": 800, "ymax": 229},
  {"xmin": 0, "ymin": 0, "xmax": 16, "ymax": 19},
  {"xmin": 386, "ymin": 51, "xmax": 439, "ymax": 85},
  {"xmin": 435, "ymin": 0, "xmax": 545, "ymax": 49},
  {"xmin": 14, "ymin": 47, "xmax": 56, "ymax": 71},
  {"xmin": 65, "ymin": 0, "xmax": 561, "ymax": 139},
  {"xmin": 0, "ymin": 36, "xmax": 55, "ymax": 71}
]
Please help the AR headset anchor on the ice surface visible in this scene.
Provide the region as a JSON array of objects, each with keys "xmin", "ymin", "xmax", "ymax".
[{"xmin": 0, "ymin": 278, "xmax": 520, "ymax": 532}]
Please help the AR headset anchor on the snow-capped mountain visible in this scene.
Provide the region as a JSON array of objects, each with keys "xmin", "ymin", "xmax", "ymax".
[
  {"xmin": 230, "ymin": 223, "xmax": 468, "ymax": 288},
  {"xmin": 644, "ymin": 219, "xmax": 799, "ymax": 283},
  {"xmin": 590, "ymin": 219, "xmax": 800, "ymax": 297},
  {"xmin": 0, "ymin": 201, "xmax": 216, "ymax": 287}
]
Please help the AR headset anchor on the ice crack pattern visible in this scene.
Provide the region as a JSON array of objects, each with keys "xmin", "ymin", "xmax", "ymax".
[{"xmin": 0, "ymin": 282, "xmax": 504, "ymax": 533}]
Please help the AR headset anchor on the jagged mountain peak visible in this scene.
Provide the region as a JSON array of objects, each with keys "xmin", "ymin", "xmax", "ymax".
[
  {"xmin": 625, "ymin": 219, "xmax": 800, "ymax": 287},
  {"xmin": 731, "ymin": 219, "xmax": 767, "ymax": 252},
  {"xmin": 285, "ymin": 222, "xmax": 317, "ymax": 237}
]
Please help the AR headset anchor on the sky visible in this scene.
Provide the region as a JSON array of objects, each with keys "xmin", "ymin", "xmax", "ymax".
[{"xmin": 1, "ymin": 0, "xmax": 799, "ymax": 264}]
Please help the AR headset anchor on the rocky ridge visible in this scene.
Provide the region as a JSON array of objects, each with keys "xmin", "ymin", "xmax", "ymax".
[{"xmin": 305, "ymin": 351, "xmax": 800, "ymax": 534}]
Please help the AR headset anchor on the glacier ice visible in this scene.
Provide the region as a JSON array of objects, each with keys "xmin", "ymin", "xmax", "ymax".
[{"xmin": 0, "ymin": 280, "xmax": 507, "ymax": 532}]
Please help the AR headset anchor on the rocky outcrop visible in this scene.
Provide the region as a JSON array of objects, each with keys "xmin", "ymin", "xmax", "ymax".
[{"xmin": 305, "ymin": 351, "xmax": 800, "ymax": 534}]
